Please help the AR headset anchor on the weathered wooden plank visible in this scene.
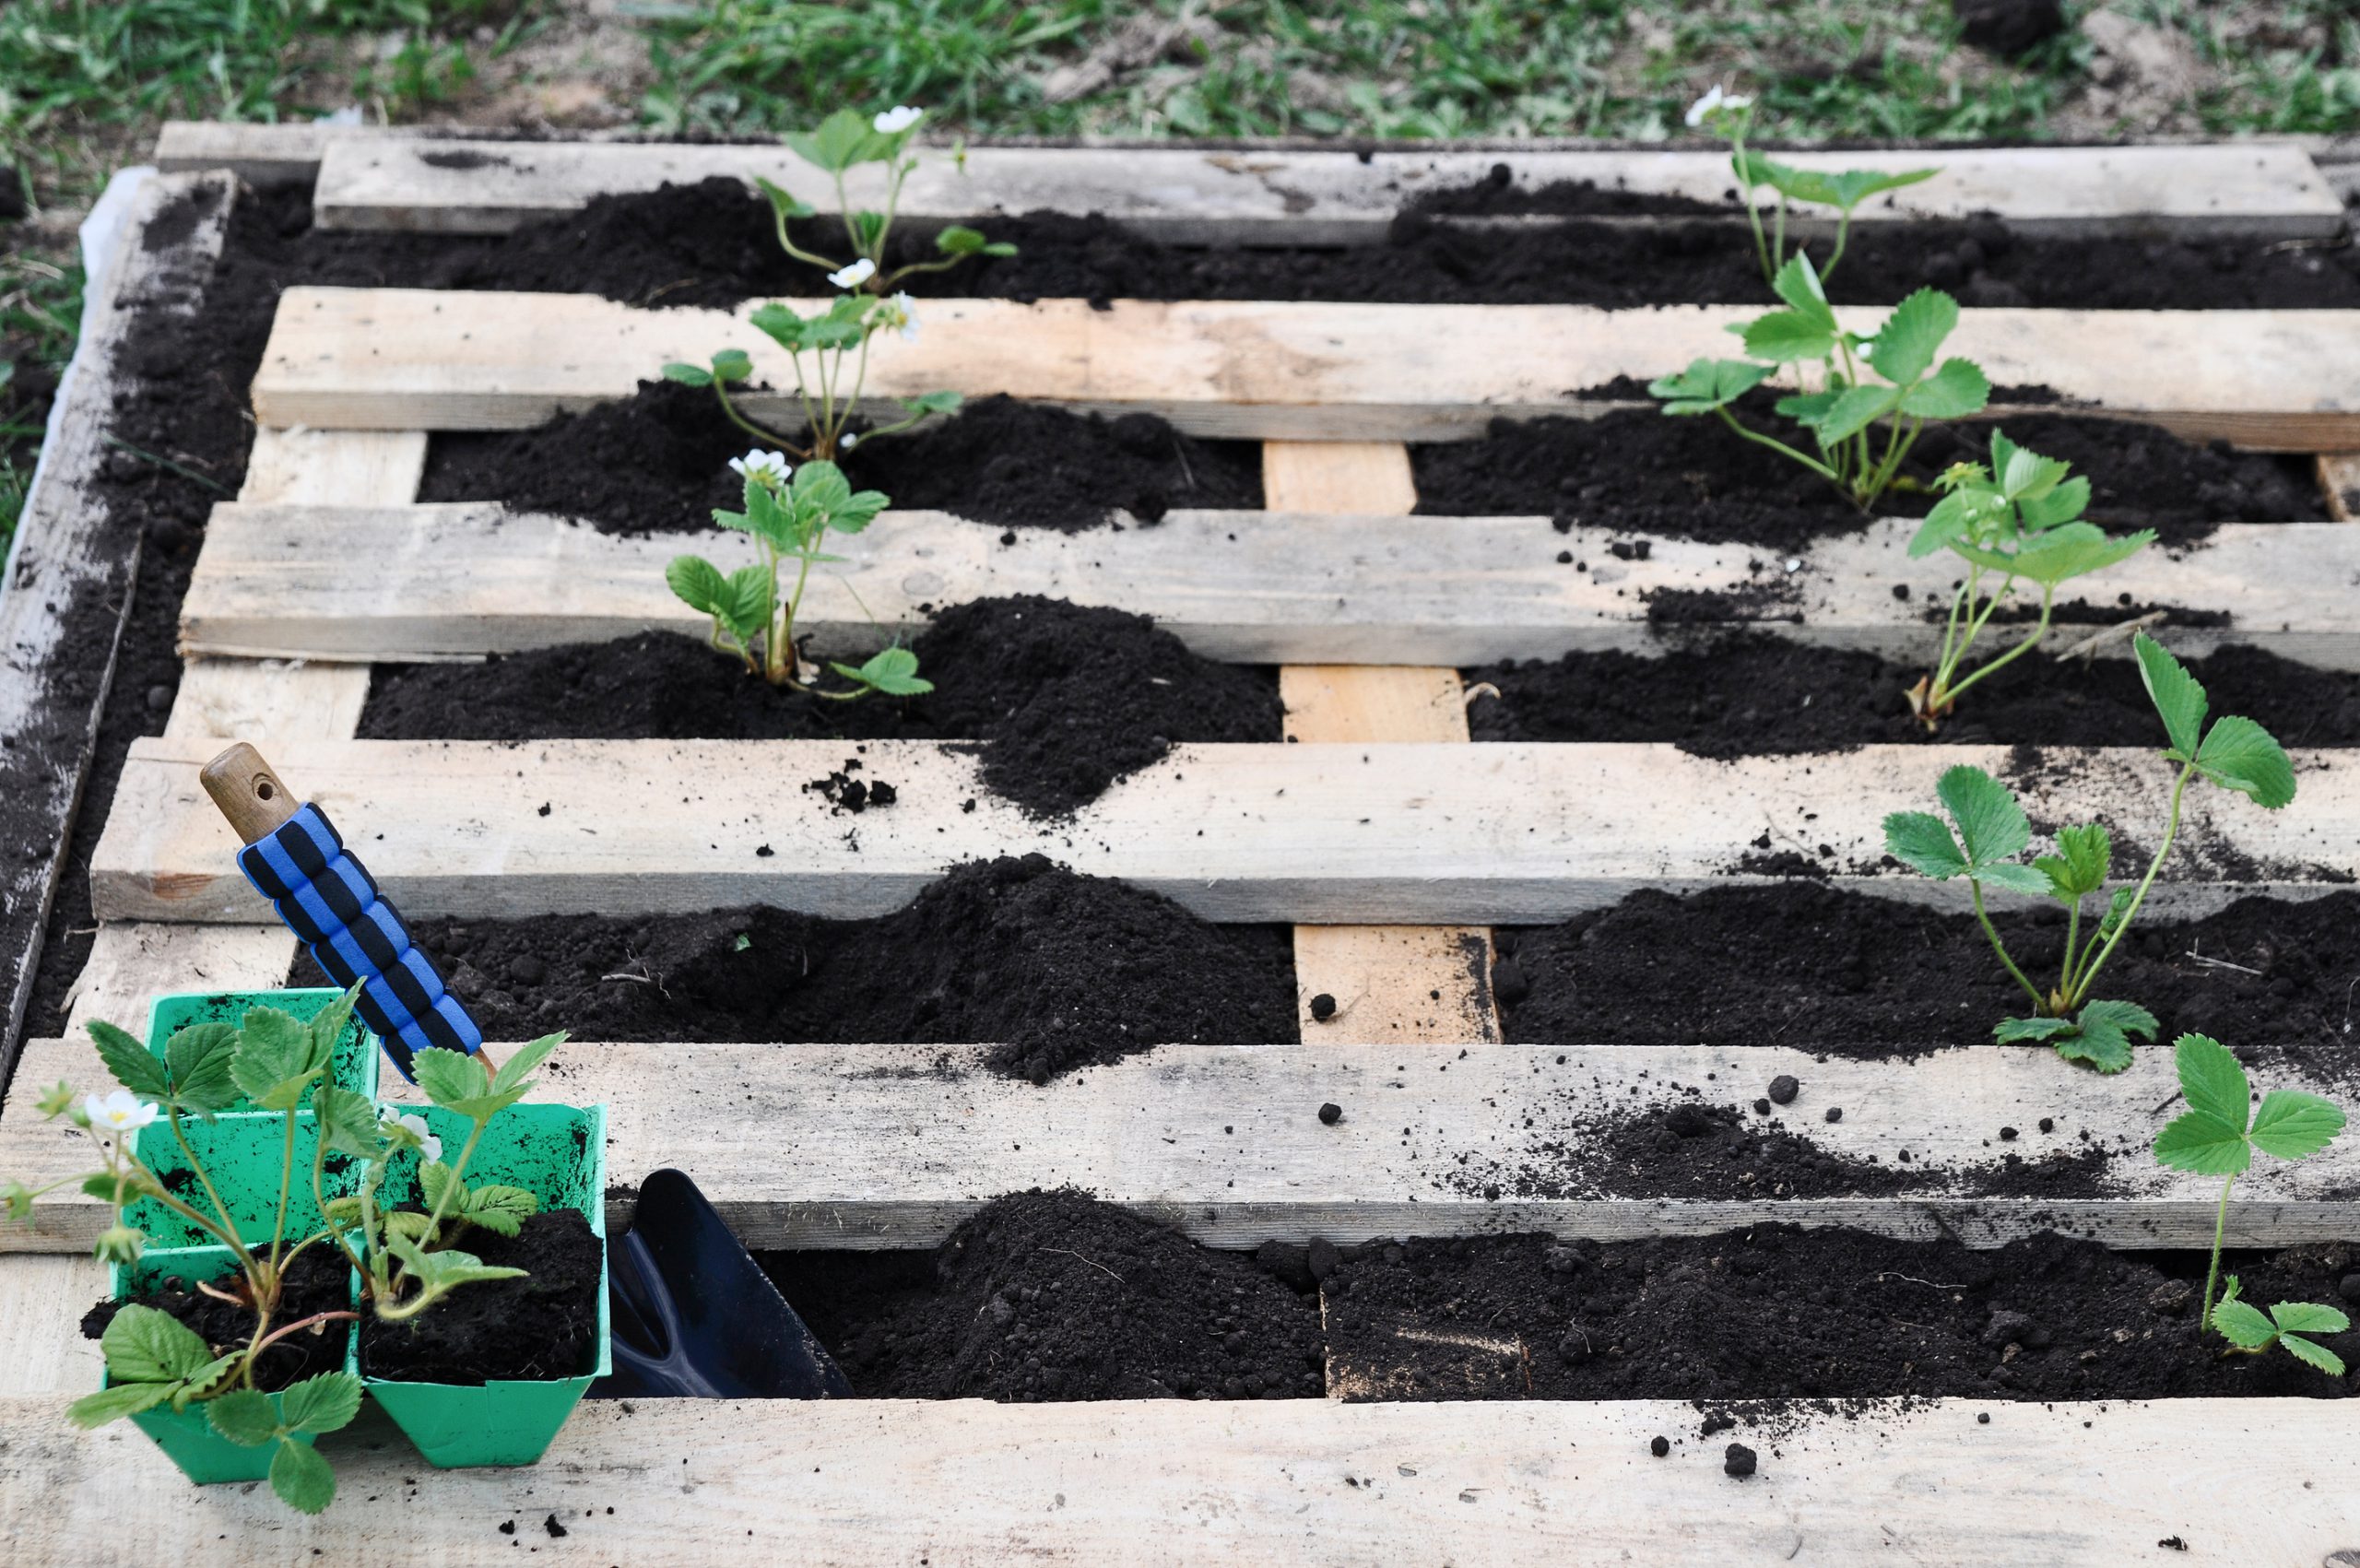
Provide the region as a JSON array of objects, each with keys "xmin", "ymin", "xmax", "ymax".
[
  {"xmin": 1268, "ymin": 439, "xmax": 1499, "ymax": 1046},
  {"xmin": 251, "ymin": 288, "xmax": 2360, "ymax": 450},
  {"xmin": 0, "ymin": 1260, "xmax": 107, "ymax": 1395},
  {"xmin": 86, "ymin": 737, "xmax": 2358, "ymax": 927},
  {"xmin": 181, "ymin": 504, "xmax": 2360, "ymax": 668},
  {"xmin": 58, "ymin": 924, "xmax": 303, "ymax": 1039},
  {"xmin": 2320, "ymin": 454, "xmax": 2360, "ymax": 522},
  {"xmin": 6, "ymin": 1391, "xmax": 2354, "ymax": 1567},
  {"xmin": 309, "ymin": 137, "xmax": 2347, "ymax": 242},
  {"xmin": 8, "ymin": 1037, "xmax": 2355, "ymax": 1252},
  {"xmin": 0, "ymin": 173, "xmax": 233, "ymax": 1084}
]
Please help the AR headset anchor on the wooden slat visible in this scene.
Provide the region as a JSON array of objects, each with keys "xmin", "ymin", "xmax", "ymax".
[
  {"xmin": 251, "ymin": 288, "xmax": 2360, "ymax": 450},
  {"xmin": 1268, "ymin": 439, "xmax": 1499, "ymax": 1045},
  {"xmin": 0, "ymin": 173, "xmax": 233, "ymax": 1083},
  {"xmin": 0, "ymin": 1261, "xmax": 107, "ymax": 1396},
  {"xmin": 308, "ymin": 137, "xmax": 2347, "ymax": 242},
  {"xmin": 9, "ymin": 1037, "xmax": 2357, "ymax": 1253},
  {"xmin": 2321, "ymin": 454, "xmax": 2360, "ymax": 522},
  {"xmin": 87, "ymin": 737, "xmax": 2359, "ymax": 926},
  {"xmin": 58, "ymin": 924, "xmax": 306, "ymax": 1038},
  {"xmin": 5, "ymin": 1391, "xmax": 2356, "ymax": 1566},
  {"xmin": 183, "ymin": 504, "xmax": 2360, "ymax": 669}
]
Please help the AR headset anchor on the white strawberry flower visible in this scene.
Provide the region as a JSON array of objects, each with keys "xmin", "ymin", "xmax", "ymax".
[
  {"xmin": 1686, "ymin": 85, "xmax": 1752, "ymax": 128},
  {"xmin": 84, "ymin": 1090, "xmax": 159, "ymax": 1134},
  {"xmin": 394, "ymin": 1113, "xmax": 442, "ymax": 1163},
  {"xmin": 873, "ymin": 106, "xmax": 924, "ymax": 135},
  {"xmin": 879, "ymin": 291, "xmax": 919, "ymax": 342},
  {"xmin": 729, "ymin": 449, "xmax": 791, "ymax": 486},
  {"xmin": 828, "ymin": 258, "xmax": 878, "ymax": 290}
]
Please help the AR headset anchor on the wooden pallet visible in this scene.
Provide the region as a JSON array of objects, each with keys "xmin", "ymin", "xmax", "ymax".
[{"xmin": 6, "ymin": 133, "xmax": 2360, "ymax": 1562}]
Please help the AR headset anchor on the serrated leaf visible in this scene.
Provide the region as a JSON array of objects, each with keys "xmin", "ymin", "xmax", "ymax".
[
  {"xmin": 2134, "ymin": 632, "xmax": 2207, "ymax": 758},
  {"xmin": 1772, "ymin": 389, "xmax": 1839, "ymax": 424},
  {"xmin": 1822, "ymin": 166, "xmax": 1939, "ymax": 209},
  {"xmin": 833, "ymin": 644, "xmax": 933, "ymax": 697},
  {"xmin": 2058, "ymin": 999, "xmax": 2156, "ymax": 1074},
  {"xmin": 271, "ymin": 1438, "xmax": 337, "ymax": 1515},
  {"xmin": 2154, "ymin": 1111, "xmax": 2251, "ymax": 1176},
  {"xmin": 899, "ymin": 389, "xmax": 963, "ymax": 416},
  {"xmin": 1883, "ymin": 810, "xmax": 1967, "ymax": 879},
  {"xmin": 181, "ymin": 1352, "xmax": 241, "ymax": 1405},
  {"xmin": 2211, "ymin": 1295, "xmax": 2278, "ymax": 1350},
  {"xmin": 2175, "ymin": 1033, "xmax": 2251, "ymax": 1132},
  {"xmin": 785, "ymin": 107, "xmax": 881, "ymax": 172},
  {"xmin": 2012, "ymin": 524, "xmax": 2154, "ymax": 587},
  {"xmin": 163, "ymin": 1022, "xmax": 240, "ymax": 1113},
  {"xmin": 1740, "ymin": 309, "xmax": 1838, "ymax": 363},
  {"xmin": 710, "ymin": 348, "xmax": 752, "ymax": 383},
  {"xmin": 490, "ymin": 1032, "xmax": 565, "ymax": 1097},
  {"xmin": 722, "ymin": 564, "xmax": 773, "ymax": 639},
  {"xmin": 1649, "ymin": 358, "xmax": 1773, "ymax": 414},
  {"xmin": 1994, "ymin": 1016, "xmax": 2077, "ymax": 1043},
  {"xmin": 66, "ymin": 1381, "xmax": 172, "ymax": 1429},
  {"xmin": 206, "ymin": 1386, "xmax": 281, "ymax": 1446},
  {"xmin": 1768, "ymin": 253, "xmax": 1835, "ymax": 323},
  {"xmin": 101, "ymin": 1303, "xmax": 213, "ymax": 1384},
  {"xmin": 1970, "ymin": 864, "xmax": 2054, "ymax": 898},
  {"xmin": 667, "ymin": 556, "xmax": 729, "ymax": 617},
  {"xmin": 752, "ymin": 173, "xmax": 814, "ymax": 221},
  {"xmin": 2193, "ymin": 715, "xmax": 2296, "ymax": 809},
  {"xmin": 1906, "ymin": 489, "xmax": 1980, "ymax": 558},
  {"xmin": 463, "ymin": 1184, "xmax": 539, "ymax": 1238},
  {"xmin": 661, "ymin": 362, "xmax": 712, "ymax": 387},
  {"xmin": 2278, "ymin": 1332, "xmax": 2346, "ymax": 1375},
  {"xmin": 280, "ymin": 1371, "xmax": 363, "ymax": 1435},
  {"xmin": 2249, "ymin": 1090, "xmax": 2345, "ymax": 1161},
  {"xmin": 1936, "ymin": 764, "xmax": 2029, "ymax": 867},
  {"xmin": 1804, "ymin": 383, "xmax": 1899, "ymax": 447},
  {"xmin": 1897, "ymin": 358, "xmax": 1990, "ymax": 419},
  {"xmin": 749, "ymin": 301, "xmax": 806, "ymax": 352},
  {"xmin": 2036, "ymin": 822, "xmax": 2112, "ymax": 900},
  {"xmin": 88, "ymin": 1020, "xmax": 167, "ymax": 1100},
  {"xmin": 312, "ymin": 1085, "xmax": 385, "ymax": 1161},
  {"xmin": 935, "ymin": 224, "xmax": 987, "ymax": 255},
  {"xmin": 1867, "ymin": 288, "xmax": 1958, "ymax": 384},
  {"xmin": 411, "ymin": 1047, "xmax": 488, "ymax": 1112},
  {"xmin": 419, "ymin": 1159, "xmax": 455, "ymax": 1214},
  {"xmin": 2271, "ymin": 1301, "xmax": 2351, "ymax": 1337},
  {"xmin": 2017, "ymin": 475, "xmax": 2092, "ymax": 531},
  {"xmin": 230, "ymin": 1008, "xmax": 328, "ymax": 1110}
]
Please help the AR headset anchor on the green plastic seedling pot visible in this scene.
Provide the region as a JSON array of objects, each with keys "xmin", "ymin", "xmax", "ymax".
[
  {"xmin": 124, "ymin": 991, "xmax": 380, "ymax": 1250},
  {"xmin": 355, "ymin": 1100, "xmax": 609, "ymax": 1468},
  {"xmin": 106, "ymin": 1245, "xmax": 327, "ymax": 1485}
]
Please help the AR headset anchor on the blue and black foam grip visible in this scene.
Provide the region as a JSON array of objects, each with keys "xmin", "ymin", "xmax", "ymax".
[{"xmin": 234, "ymin": 803, "xmax": 481, "ymax": 1079}]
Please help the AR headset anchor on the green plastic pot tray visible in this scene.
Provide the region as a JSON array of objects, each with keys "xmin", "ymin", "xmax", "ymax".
[
  {"xmin": 355, "ymin": 1100, "xmax": 610, "ymax": 1468},
  {"xmin": 108, "ymin": 1245, "xmax": 331, "ymax": 1485},
  {"xmin": 125, "ymin": 991, "xmax": 381, "ymax": 1251}
]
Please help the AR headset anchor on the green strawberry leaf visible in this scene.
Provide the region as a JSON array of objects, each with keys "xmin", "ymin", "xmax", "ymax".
[
  {"xmin": 2134, "ymin": 632, "xmax": 2207, "ymax": 759},
  {"xmin": 2175, "ymin": 1032, "xmax": 2250, "ymax": 1133},
  {"xmin": 1867, "ymin": 288, "xmax": 1957, "ymax": 385},
  {"xmin": 2192, "ymin": 715, "xmax": 2295, "ymax": 809},
  {"xmin": 88, "ymin": 1020, "xmax": 167, "ymax": 1100},
  {"xmin": 2248, "ymin": 1090, "xmax": 2345, "ymax": 1161},
  {"xmin": 1896, "ymin": 358, "xmax": 1989, "ymax": 419}
]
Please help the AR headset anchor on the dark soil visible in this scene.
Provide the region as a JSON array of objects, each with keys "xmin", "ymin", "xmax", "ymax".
[
  {"xmin": 358, "ymin": 596, "xmax": 1285, "ymax": 819},
  {"xmin": 1468, "ymin": 638, "xmax": 2360, "ymax": 756},
  {"xmin": 419, "ymin": 383, "xmax": 1264, "ymax": 536},
  {"xmin": 359, "ymin": 1208, "xmax": 604, "ymax": 1385},
  {"xmin": 1495, "ymin": 885, "xmax": 2360, "ymax": 1070},
  {"xmin": 1954, "ymin": 0, "xmax": 2068, "ymax": 55},
  {"xmin": 81, "ymin": 1245, "xmax": 350, "ymax": 1392},
  {"xmin": 289, "ymin": 857, "xmax": 1299, "ymax": 1083},
  {"xmin": 1321, "ymin": 1227, "xmax": 2360, "ymax": 1402},
  {"xmin": 759, "ymin": 1190, "xmax": 1327, "ymax": 1399},
  {"xmin": 1412, "ymin": 410, "xmax": 2325, "ymax": 553},
  {"xmin": 460, "ymin": 176, "xmax": 2360, "ymax": 312}
]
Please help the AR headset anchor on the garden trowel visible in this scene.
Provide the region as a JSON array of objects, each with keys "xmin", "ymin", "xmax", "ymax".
[{"xmin": 197, "ymin": 741, "xmax": 851, "ymax": 1398}]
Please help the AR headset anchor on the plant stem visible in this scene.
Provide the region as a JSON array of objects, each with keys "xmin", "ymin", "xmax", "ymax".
[
  {"xmin": 1734, "ymin": 132, "xmax": 1773, "ymax": 284},
  {"xmin": 163, "ymin": 1104, "xmax": 241, "ymax": 1257},
  {"xmin": 1970, "ymin": 881, "xmax": 2047, "ymax": 1013},
  {"xmin": 267, "ymin": 1104, "xmax": 298, "ymax": 1284},
  {"xmin": 2200, "ymin": 1172, "xmax": 2235, "ymax": 1335},
  {"xmin": 1934, "ymin": 584, "xmax": 2053, "ymax": 711},
  {"xmin": 2056, "ymin": 896, "xmax": 2085, "ymax": 1005},
  {"xmin": 248, "ymin": 1309, "xmax": 360, "ymax": 1362},
  {"xmin": 711, "ymin": 380, "xmax": 802, "ymax": 457},
  {"xmin": 2064, "ymin": 760, "xmax": 2196, "ymax": 1009},
  {"xmin": 415, "ymin": 1117, "xmax": 488, "ymax": 1252},
  {"xmin": 1711, "ymin": 406, "xmax": 1839, "ymax": 481}
]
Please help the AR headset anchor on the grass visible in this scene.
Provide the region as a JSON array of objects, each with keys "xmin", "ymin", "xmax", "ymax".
[{"xmin": 0, "ymin": 250, "xmax": 85, "ymax": 552}]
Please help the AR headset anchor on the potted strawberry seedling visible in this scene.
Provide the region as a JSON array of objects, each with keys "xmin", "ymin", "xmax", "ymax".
[{"xmin": 336, "ymin": 1033, "xmax": 609, "ymax": 1468}]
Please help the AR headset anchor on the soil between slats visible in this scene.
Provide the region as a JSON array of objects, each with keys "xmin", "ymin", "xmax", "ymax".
[
  {"xmin": 454, "ymin": 176, "xmax": 2360, "ymax": 312},
  {"xmin": 419, "ymin": 383, "xmax": 1265, "ymax": 536},
  {"xmin": 359, "ymin": 1208, "xmax": 604, "ymax": 1385},
  {"xmin": 1468, "ymin": 638, "xmax": 2360, "ymax": 756},
  {"xmin": 1320, "ymin": 1227, "xmax": 2360, "ymax": 1404},
  {"xmin": 752, "ymin": 1195, "xmax": 2360, "ymax": 1405},
  {"xmin": 761, "ymin": 1191, "xmax": 1328, "ymax": 1399},
  {"xmin": 288, "ymin": 857, "xmax": 1299, "ymax": 1083},
  {"xmin": 1493, "ymin": 885, "xmax": 2360, "ymax": 1071},
  {"xmin": 356, "ymin": 597, "xmax": 1284, "ymax": 819},
  {"xmin": 81, "ymin": 1244, "xmax": 350, "ymax": 1392},
  {"xmin": 1411, "ymin": 409, "xmax": 2325, "ymax": 553}
]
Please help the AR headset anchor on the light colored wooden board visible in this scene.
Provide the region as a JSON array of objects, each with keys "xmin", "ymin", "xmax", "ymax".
[
  {"xmin": 10, "ymin": 1391, "xmax": 2358, "ymax": 1568},
  {"xmin": 5, "ymin": 1391, "xmax": 2358, "ymax": 1567},
  {"xmin": 8, "ymin": 1037, "xmax": 2357, "ymax": 1253},
  {"xmin": 57, "ymin": 924, "xmax": 305, "ymax": 1039},
  {"xmin": 308, "ymin": 136, "xmax": 2348, "ymax": 242},
  {"xmin": 159, "ymin": 659, "xmax": 372, "ymax": 740},
  {"xmin": 0, "ymin": 1260, "xmax": 108, "ymax": 1396},
  {"xmin": 0, "ymin": 173, "xmax": 233, "ymax": 1083},
  {"xmin": 2321, "ymin": 454, "xmax": 2360, "ymax": 522},
  {"xmin": 86, "ymin": 737, "xmax": 2359, "ymax": 927},
  {"xmin": 180, "ymin": 503, "xmax": 2360, "ymax": 668},
  {"xmin": 237, "ymin": 425, "xmax": 426, "ymax": 505},
  {"xmin": 250, "ymin": 288, "xmax": 2360, "ymax": 450},
  {"xmin": 1268, "ymin": 438, "xmax": 1499, "ymax": 1046}
]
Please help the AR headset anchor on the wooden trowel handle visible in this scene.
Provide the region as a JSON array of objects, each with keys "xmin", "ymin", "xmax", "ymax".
[{"xmin": 201, "ymin": 742, "xmax": 301, "ymax": 845}]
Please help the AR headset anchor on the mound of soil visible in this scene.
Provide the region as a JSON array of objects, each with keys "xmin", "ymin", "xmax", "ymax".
[
  {"xmin": 1467, "ymin": 638, "xmax": 2360, "ymax": 756},
  {"xmin": 419, "ymin": 383, "xmax": 1262, "ymax": 536},
  {"xmin": 1322, "ymin": 1227, "xmax": 2360, "ymax": 1402},
  {"xmin": 359, "ymin": 596, "xmax": 1283, "ymax": 819},
  {"xmin": 458, "ymin": 175, "xmax": 2360, "ymax": 312},
  {"xmin": 81, "ymin": 1245, "xmax": 350, "ymax": 1391},
  {"xmin": 1495, "ymin": 884, "xmax": 2360, "ymax": 1069},
  {"xmin": 761, "ymin": 1190, "xmax": 1326, "ymax": 1400},
  {"xmin": 294, "ymin": 856, "xmax": 1298, "ymax": 1082},
  {"xmin": 1412, "ymin": 410, "xmax": 2323, "ymax": 553},
  {"xmin": 359, "ymin": 1208, "xmax": 604, "ymax": 1385}
]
